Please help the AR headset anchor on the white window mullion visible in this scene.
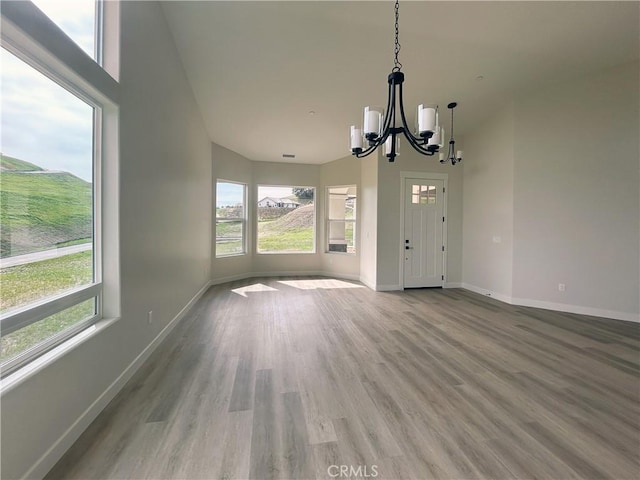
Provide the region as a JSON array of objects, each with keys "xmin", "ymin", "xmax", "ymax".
[
  {"xmin": 0, "ymin": 283, "xmax": 102, "ymax": 337},
  {"xmin": 1, "ymin": 313, "xmax": 99, "ymax": 377}
]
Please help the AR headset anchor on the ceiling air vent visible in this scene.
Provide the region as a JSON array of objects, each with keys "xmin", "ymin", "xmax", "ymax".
[{"xmin": 282, "ymin": 154, "xmax": 296, "ymax": 159}]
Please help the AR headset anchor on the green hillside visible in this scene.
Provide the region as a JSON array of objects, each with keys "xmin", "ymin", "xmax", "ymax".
[
  {"xmin": 0, "ymin": 154, "xmax": 44, "ymax": 172},
  {"xmin": 0, "ymin": 155, "xmax": 92, "ymax": 258}
]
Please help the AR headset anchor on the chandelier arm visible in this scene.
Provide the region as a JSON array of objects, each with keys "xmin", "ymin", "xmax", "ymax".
[
  {"xmin": 396, "ymin": 82, "xmax": 436, "ymax": 155},
  {"xmin": 397, "ymin": 79, "xmax": 426, "ymax": 145},
  {"xmin": 354, "ymin": 146, "xmax": 380, "ymax": 158},
  {"xmin": 358, "ymin": 118, "xmax": 389, "ymax": 158},
  {"xmin": 401, "ymin": 129, "xmax": 437, "ymax": 156},
  {"xmin": 380, "ymin": 81, "xmax": 395, "ymax": 139},
  {"xmin": 447, "ymin": 139, "xmax": 456, "ymax": 160}
]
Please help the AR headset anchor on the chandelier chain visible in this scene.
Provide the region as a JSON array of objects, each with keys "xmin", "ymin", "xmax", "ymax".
[{"xmin": 393, "ymin": 0, "xmax": 402, "ymax": 72}]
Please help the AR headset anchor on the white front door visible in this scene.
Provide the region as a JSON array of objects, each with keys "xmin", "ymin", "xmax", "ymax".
[{"xmin": 403, "ymin": 178, "xmax": 444, "ymax": 288}]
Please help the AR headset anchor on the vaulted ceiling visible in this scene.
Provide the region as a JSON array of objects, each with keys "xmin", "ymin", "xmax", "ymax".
[{"xmin": 161, "ymin": 1, "xmax": 639, "ymax": 165}]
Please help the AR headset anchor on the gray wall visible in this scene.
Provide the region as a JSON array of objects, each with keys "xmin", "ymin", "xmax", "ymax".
[{"xmin": 0, "ymin": 2, "xmax": 213, "ymax": 478}]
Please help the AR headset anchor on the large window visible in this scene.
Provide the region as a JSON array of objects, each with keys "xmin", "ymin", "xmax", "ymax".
[
  {"xmin": 0, "ymin": 0, "xmax": 115, "ymax": 377},
  {"xmin": 327, "ymin": 186, "xmax": 357, "ymax": 254},
  {"xmin": 31, "ymin": 0, "xmax": 101, "ymax": 61},
  {"xmin": 257, "ymin": 185, "xmax": 315, "ymax": 254},
  {"xmin": 216, "ymin": 181, "xmax": 246, "ymax": 257}
]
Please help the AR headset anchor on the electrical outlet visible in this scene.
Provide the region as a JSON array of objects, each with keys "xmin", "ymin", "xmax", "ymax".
[
  {"xmin": 558, "ymin": 283, "xmax": 566, "ymax": 292},
  {"xmin": 147, "ymin": 310, "xmax": 153, "ymax": 324}
]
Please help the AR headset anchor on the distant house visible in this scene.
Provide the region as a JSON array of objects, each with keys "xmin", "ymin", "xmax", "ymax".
[{"xmin": 257, "ymin": 196, "xmax": 300, "ymax": 208}]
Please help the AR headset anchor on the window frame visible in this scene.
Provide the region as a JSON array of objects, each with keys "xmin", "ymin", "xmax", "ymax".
[
  {"xmin": 30, "ymin": 0, "xmax": 103, "ymax": 63},
  {"xmin": 215, "ymin": 179, "xmax": 247, "ymax": 258},
  {"xmin": 256, "ymin": 184, "xmax": 316, "ymax": 255},
  {"xmin": 326, "ymin": 185, "xmax": 357, "ymax": 255},
  {"xmin": 0, "ymin": 0, "xmax": 119, "ymax": 379}
]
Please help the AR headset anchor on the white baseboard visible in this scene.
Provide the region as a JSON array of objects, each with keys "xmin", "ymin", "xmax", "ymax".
[
  {"xmin": 462, "ymin": 282, "xmax": 639, "ymax": 323},
  {"xmin": 461, "ymin": 283, "xmax": 514, "ymax": 305},
  {"xmin": 24, "ymin": 281, "xmax": 212, "ymax": 480},
  {"xmin": 359, "ymin": 276, "xmax": 376, "ymax": 291},
  {"xmin": 211, "ymin": 271, "xmax": 361, "ymax": 286},
  {"xmin": 510, "ymin": 296, "xmax": 640, "ymax": 323},
  {"xmin": 324, "ymin": 272, "xmax": 361, "ymax": 282},
  {"xmin": 210, "ymin": 272, "xmax": 254, "ymax": 285},
  {"xmin": 375, "ymin": 284, "xmax": 402, "ymax": 292},
  {"xmin": 251, "ymin": 270, "xmax": 325, "ymax": 278},
  {"xmin": 444, "ymin": 282, "xmax": 463, "ymax": 289}
]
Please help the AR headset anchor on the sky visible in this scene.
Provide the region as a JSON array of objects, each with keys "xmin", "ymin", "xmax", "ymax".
[
  {"xmin": 217, "ymin": 184, "xmax": 295, "ymax": 207},
  {"xmin": 0, "ymin": 0, "xmax": 96, "ymax": 182}
]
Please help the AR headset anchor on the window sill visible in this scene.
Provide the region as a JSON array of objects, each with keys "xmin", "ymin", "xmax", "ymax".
[
  {"xmin": 256, "ymin": 251, "xmax": 317, "ymax": 255},
  {"xmin": 216, "ymin": 253, "xmax": 247, "ymax": 259},
  {"xmin": 0, "ymin": 315, "xmax": 121, "ymax": 396}
]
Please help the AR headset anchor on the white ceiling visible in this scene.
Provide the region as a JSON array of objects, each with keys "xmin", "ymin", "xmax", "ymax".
[{"xmin": 161, "ymin": 1, "xmax": 639, "ymax": 165}]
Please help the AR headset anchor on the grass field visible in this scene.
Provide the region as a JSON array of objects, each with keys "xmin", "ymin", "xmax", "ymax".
[
  {"xmin": 0, "ymin": 251, "xmax": 94, "ymax": 362},
  {"xmin": 1, "ymin": 154, "xmax": 92, "ymax": 257},
  {"xmin": 216, "ymin": 220, "xmax": 244, "ymax": 256},
  {"xmin": 0, "ymin": 155, "xmax": 43, "ymax": 172},
  {"xmin": 1, "ymin": 299, "xmax": 94, "ymax": 362},
  {"xmin": 258, "ymin": 223, "xmax": 314, "ymax": 252},
  {"xmin": 257, "ymin": 204, "xmax": 315, "ymax": 253},
  {"xmin": 0, "ymin": 250, "xmax": 93, "ymax": 312},
  {"xmin": 1, "ymin": 155, "xmax": 96, "ymax": 363}
]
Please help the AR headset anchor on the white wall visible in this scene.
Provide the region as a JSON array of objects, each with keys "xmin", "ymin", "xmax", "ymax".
[
  {"xmin": 211, "ymin": 150, "xmax": 364, "ymax": 283},
  {"xmin": 359, "ymin": 155, "xmax": 379, "ymax": 289},
  {"xmin": 376, "ymin": 149, "xmax": 464, "ymax": 290},
  {"xmin": 211, "ymin": 143, "xmax": 254, "ymax": 283},
  {"xmin": 320, "ymin": 155, "xmax": 361, "ymax": 279},
  {"xmin": 462, "ymin": 61, "xmax": 639, "ymax": 321},
  {"xmin": 512, "ymin": 61, "xmax": 639, "ymax": 320},
  {"xmin": 0, "ymin": 2, "xmax": 213, "ymax": 478},
  {"xmin": 462, "ymin": 104, "xmax": 515, "ymax": 300}
]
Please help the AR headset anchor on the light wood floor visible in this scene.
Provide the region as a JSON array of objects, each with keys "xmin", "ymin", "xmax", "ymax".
[{"xmin": 46, "ymin": 277, "xmax": 640, "ymax": 479}]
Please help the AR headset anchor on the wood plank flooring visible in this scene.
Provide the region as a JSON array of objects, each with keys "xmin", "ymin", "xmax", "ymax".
[{"xmin": 45, "ymin": 277, "xmax": 640, "ymax": 479}]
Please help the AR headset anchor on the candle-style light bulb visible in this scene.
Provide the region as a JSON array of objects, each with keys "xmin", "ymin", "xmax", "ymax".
[
  {"xmin": 350, "ymin": 126, "xmax": 363, "ymax": 151},
  {"xmin": 418, "ymin": 104, "xmax": 436, "ymax": 134},
  {"xmin": 364, "ymin": 106, "xmax": 383, "ymax": 137}
]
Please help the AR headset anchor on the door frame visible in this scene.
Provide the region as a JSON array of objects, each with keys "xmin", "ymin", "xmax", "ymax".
[{"xmin": 399, "ymin": 171, "xmax": 449, "ymax": 289}]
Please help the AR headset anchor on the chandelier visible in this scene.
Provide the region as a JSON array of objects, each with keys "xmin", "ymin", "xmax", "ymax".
[{"xmin": 349, "ymin": 0, "xmax": 463, "ymax": 164}]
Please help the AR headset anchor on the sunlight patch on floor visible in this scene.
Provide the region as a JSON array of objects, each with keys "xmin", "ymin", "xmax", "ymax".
[{"xmin": 231, "ymin": 283, "xmax": 279, "ymax": 297}]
